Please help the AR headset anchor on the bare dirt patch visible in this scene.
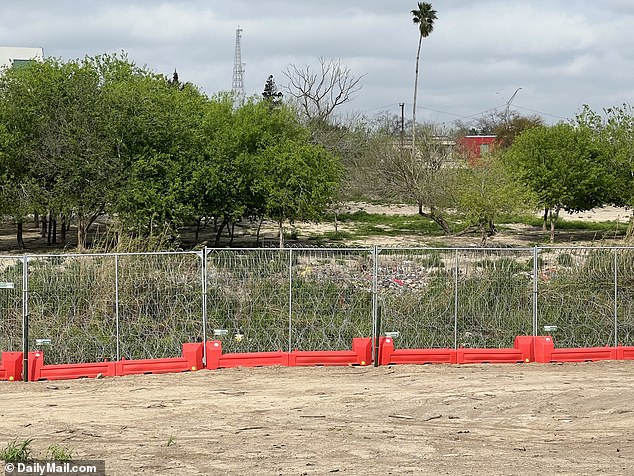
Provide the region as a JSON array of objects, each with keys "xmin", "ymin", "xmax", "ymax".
[
  {"xmin": 1, "ymin": 362, "xmax": 633, "ymax": 475},
  {"xmin": 0, "ymin": 204, "xmax": 631, "ymax": 253}
]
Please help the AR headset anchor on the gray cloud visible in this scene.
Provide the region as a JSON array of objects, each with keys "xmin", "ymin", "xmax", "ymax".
[{"xmin": 1, "ymin": 0, "xmax": 632, "ymax": 125}]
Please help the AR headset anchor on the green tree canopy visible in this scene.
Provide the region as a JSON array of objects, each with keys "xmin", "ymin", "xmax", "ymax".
[{"xmin": 506, "ymin": 123, "xmax": 611, "ymax": 241}]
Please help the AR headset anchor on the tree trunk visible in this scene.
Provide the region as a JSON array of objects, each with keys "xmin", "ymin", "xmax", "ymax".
[
  {"xmin": 60, "ymin": 216, "xmax": 67, "ymax": 244},
  {"xmin": 214, "ymin": 218, "xmax": 227, "ymax": 247},
  {"xmin": 229, "ymin": 221, "xmax": 236, "ymax": 245},
  {"xmin": 17, "ymin": 222, "xmax": 24, "ymax": 249},
  {"xmin": 549, "ymin": 207, "xmax": 561, "ymax": 243},
  {"xmin": 47, "ymin": 211, "xmax": 57, "ymax": 245},
  {"xmin": 77, "ymin": 217, "xmax": 88, "ymax": 251},
  {"xmin": 412, "ymin": 34, "xmax": 423, "ymax": 150},
  {"xmin": 542, "ymin": 207, "xmax": 549, "ymax": 231},
  {"xmin": 418, "ymin": 207, "xmax": 451, "ymax": 235},
  {"xmin": 34, "ymin": 213, "xmax": 39, "ymax": 228},
  {"xmin": 41, "ymin": 214, "xmax": 47, "ymax": 238},
  {"xmin": 195, "ymin": 217, "xmax": 202, "ymax": 243},
  {"xmin": 480, "ymin": 220, "xmax": 488, "ymax": 246},
  {"xmin": 256, "ymin": 217, "xmax": 264, "ymax": 246},
  {"xmin": 278, "ymin": 221, "xmax": 285, "ymax": 249}
]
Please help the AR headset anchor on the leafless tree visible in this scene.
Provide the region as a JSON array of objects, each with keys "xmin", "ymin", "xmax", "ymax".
[
  {"xmin": 283, "ymin": 58, "xmax": 364, "ymax": 123},
  {"xmin": 370, "ymin": 123, "xmax": 458, "ymax": 234}
]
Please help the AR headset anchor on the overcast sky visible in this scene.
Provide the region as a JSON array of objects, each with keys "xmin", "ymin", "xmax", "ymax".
[{"xmin": 2, "ymin": 0, "xmax": 633, "ymax": 126}]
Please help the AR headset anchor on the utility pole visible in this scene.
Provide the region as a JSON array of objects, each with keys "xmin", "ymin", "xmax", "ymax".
[
  {"xmin": 399, "ymin": 102, "xmax": 405, "ymax": 148},
  {"xmin": 231, "ymin": 26, "xmax": 245, "ymax": 108}
]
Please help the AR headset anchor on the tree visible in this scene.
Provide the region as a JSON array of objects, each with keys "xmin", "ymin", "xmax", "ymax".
[
  {"xmin": 411, "ymin": 2, "xmax": 437, "ymax": 149},
  {"xmin": 262, "ymin": 74, "xmax": 283, "ymax": 107},
  {"xmin": 506, "ymin": 123, "xmax": 611, "ymax": 242},
  {"xmin": 283, "ymin": 57, "xmax": 364, "ymax": 124},
  {"xmin": 493, "ymin": 111, "xmax": 543, "ymax": 149},
  {"xmin": 0, "ymin": 56, "xmax": 124, "ymax": 250},
  {"xmin": 577, "ymin": 104, "xmax": 634, "ymax": 208},
  {"xmin": 372, "ymin": 123, "xmax": 457, "ymax": 234},
  {"xmin": 456, "ymin": 152, "xmax": 534, "ymax": 245},
  {"xmin": 106, "ymin": 62, "xmax": 208, "ymax": 239},
  {"xmin": 576, "ymin": 104, "xmax": 634, "ymax": 238},
  {"xmin": 252, "ymin": 140, "xmax": 342, "ymax": 248}
]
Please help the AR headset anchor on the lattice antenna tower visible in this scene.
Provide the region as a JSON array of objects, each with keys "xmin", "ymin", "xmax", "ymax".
[{"xmin": 231, "ymin": 26, "xmax": 245, "ymax": 107}]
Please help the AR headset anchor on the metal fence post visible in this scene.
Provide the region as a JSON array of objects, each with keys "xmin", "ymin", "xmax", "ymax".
[
  {"xmin": 288, "ymin": 249, "xmax": 293, "ymax": 353},
  {"xmin": 22, "ymin": 254, "xmax": 28, "ymax": 382},
  {"xmin": 532, "ymin": 247, "xmax": 539, "ymax": 336},
  {"xmin": 614, "ymin": 249, "xmax": 618, "ymax": 347},
  {"xmin": 372, "ymin": 246, "xmax": 379, "ymax": 366},
  {"xmin": 454, "ymin": 249, "xmax": 459, "ymax": 349},
  {"xmin": 201, "ymin": 247, "xmax": 208, "ymax": 366},
  {"xmin": 115, "ymin": 254, "xmax": 120, "ymax": 361}
]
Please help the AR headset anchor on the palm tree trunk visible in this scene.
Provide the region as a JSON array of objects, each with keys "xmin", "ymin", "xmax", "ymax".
[{"xmin": 412, "ymin": 34, "xmax": 423, "ymax": 149}]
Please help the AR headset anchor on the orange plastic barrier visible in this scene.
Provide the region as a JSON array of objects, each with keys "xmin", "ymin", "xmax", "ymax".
[
  {"xmin": 533, "ymin": 336, "xmax": 620, "ymax": 363},
  {"xmin": 0, "ymin": 352, "xmax": 23, "ymax": 381},
  {"xmin": 29, "ymin": 352, "xmax": 116, "ymax": 381},
  {"xmin": 116, "ymin": 343, "xmax": 203, "ymax": 376},
  {"xmin": 379, "ymin": 337, "xmax": 456, "ymax": 365},
  {"xmin": 616, "ymin": 347, "xmax": 634, "ymax": 360},
  {"xmin": 26, "ymin": 343, "xmax": 203, "ymax": 381},
  {"xmin": 205, "ymin": 338, "xmax": 372, "ymax": 370},
  {"xmin": 5, "ymin": 337, "xmax": 634, "ymax": 382},
  {"xmin": 380, "ymin": 335, "xmax": 534, "ymax": 365},
  {"xmin": 288, "ymin": 338, "xmax": 372, "ymax": 366},
  {"xmin": 205, "ymin": 341, "xmax": 288, "ymax": 369}
]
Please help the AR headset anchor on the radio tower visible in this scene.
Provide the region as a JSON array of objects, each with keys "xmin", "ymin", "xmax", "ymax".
[{"xmin": 231, "ymin": 26, "xmax": 245, "ymax": 108}]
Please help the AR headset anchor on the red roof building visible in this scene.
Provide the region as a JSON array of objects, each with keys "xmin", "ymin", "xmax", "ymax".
[{"xmin": 456, "ymin": 135, "xmax": 497, "ymax": 164}]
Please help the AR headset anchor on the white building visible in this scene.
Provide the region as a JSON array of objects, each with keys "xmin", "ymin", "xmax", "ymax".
[{"xmin": 0, "ymin": 46, "xmax": 44, "ymax": 71}]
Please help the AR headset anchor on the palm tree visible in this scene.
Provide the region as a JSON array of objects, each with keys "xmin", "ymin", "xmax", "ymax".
[{"xmin": 411, "ymin": 2, "xmax": 437, "ymax": 148}]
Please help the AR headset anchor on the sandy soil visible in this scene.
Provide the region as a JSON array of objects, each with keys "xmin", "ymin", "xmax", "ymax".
[
  {"xmin": 1, "ymin": 362, "xmax": 633, "ymax": 475},
  {"xmin": 1, "ymin": 204, "xmax": 631, "ymax": 253}
]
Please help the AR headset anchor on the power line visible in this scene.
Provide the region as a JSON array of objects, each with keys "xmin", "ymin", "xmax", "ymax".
[
  {"xmin": 513, "ymin": 104, "xmax": 568, "ymax": 121},
  {"xmin": 359, "ymin": 101, "xmax": 568, "ymax": 123}
]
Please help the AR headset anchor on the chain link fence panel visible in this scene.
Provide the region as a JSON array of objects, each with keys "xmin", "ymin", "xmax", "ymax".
[
  {"xmin": 378, "ymin": 248, "xmax": 457, "ymax": 348},
  {"xmin": 537, "ymin": 248, "xmax": 617, "ymax": 347},
  {"xmin": 26, "ymin": 254, "xmax": 117, "ymax": 364},
  {"xmin": 206, "ymin": 249, "xmax": 291, "ymax": 353},
  {"xmin": 616, "ymin": 248, "xmax": 634, "ymax": 346},
  {"xmin": 456, "ymin": 248, "xmax": 533, "ymax": 348},
  {"xmin": 117, "ymin": 252, "xmax": 204, "ymax": 360},
  {"xmin": 3, "ymin": 246, "xmax": 634, "ymax": 362},
  {"xmin": 0, "ymin": 256, "xmax": 23, "ymax": 353},
  {"xmin": 289, "ymin": 248, "xmax": 373, "ymax": 351}
]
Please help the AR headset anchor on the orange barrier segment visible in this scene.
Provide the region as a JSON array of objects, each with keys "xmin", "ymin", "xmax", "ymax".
[
  {"xmin": 116, "ymin": 342, "xmax": 203, "ymax": 376},
  {"xmin": 379, "ymin": 337, "xmax": 456, "ymax": 365},
  {"xmin": 29, "ymin": 351, "xmax": 116, "ymax": 381},
  {"xmin": 205, "ymin": 341, "xmax": 289, "ymax": 370},
  {"xmin": 0, "ymin": 352, "xmax": 23, "ymax": 381},
  {"xmin": 289, "ymin": 338, "xmax": 372, "ymax": 366},
  {"xmin": 379, "ymin": 335, "xmax": 534, "ymax": 365},
  {"xmin": 533, "ymin": 336, "xmax": 620, "ymax": 363},
  {"xmin": 26, "ymin": 343, "xmax": 203, "ymax": 381},
  {"xmin": 205, "ymin": 338, "xmax": 372, "ymax": 369}
]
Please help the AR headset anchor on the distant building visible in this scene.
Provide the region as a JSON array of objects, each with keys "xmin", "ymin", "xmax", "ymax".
[
  {"xmin": 0, "ymin": 46, "xmax": 44, "ymax": 71},
  {"xmin": 456, "ymin": 135, "xmax": 497, "ymax": 163}
]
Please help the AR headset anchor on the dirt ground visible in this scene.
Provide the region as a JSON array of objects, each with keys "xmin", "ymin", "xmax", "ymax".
[
  {"xmin": 1, "ymin": 362, "xmax": 633, "ymax": 475},
  {"xmin": 1, "ymin": 204, "xmax": 631, "ymax": 253}
]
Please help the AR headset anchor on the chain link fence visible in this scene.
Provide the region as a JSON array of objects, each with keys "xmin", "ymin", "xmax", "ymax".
[
  {"xmin": 0, "ymin": 256, "xmax": 23, "ymax": 353},
  {"xmin": 205, "ymin": 248, "xmax": 374, "ymax": 353},
  {"xmin": 1, "ymin": 246, "xmax": 633, "ymax": 364}
]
